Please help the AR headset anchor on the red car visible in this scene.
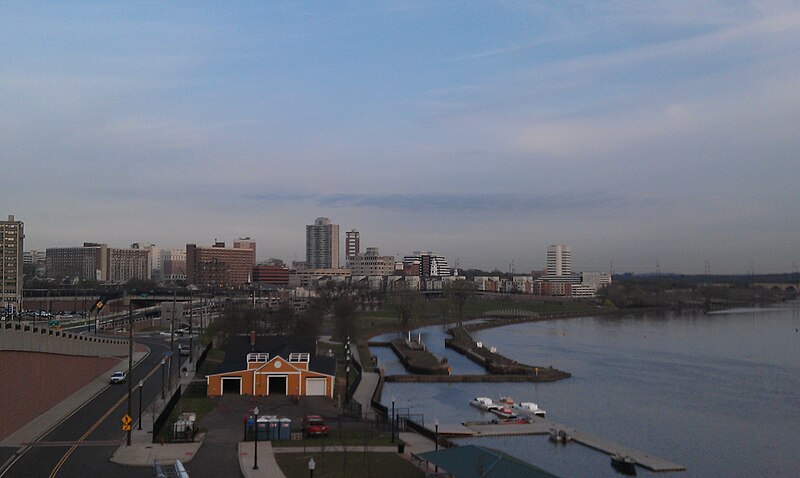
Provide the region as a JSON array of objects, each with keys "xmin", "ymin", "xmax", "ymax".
[{"xmin": 302, "ymin": 415, "xmax": 329, "ymax": 437}]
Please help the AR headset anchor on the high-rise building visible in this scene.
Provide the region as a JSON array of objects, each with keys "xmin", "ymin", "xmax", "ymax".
[
  {"xmin": 546, "ymin": 245, "xmax": 572, "ymax": 277},
  {"xmin": 160, "ymin": 248, "xmax": 187, "ymax": 282},
  {"xmin": 306, "ymin": 217, "xmax": 339, "ymax": 269},
  {"xmin": 46, "ymin": 243, "xmax": 108, "ymax": 281},
  {"xmin": 186, "ymin": 241, "xmax": 256, "ymax": 288},
  {"xmin": 345, "ymin": 230, "xmax": 360, "ymax": 261},
  {"xmin": 1, "ymin": 215, "xmax": 24, "ymax": 316}
]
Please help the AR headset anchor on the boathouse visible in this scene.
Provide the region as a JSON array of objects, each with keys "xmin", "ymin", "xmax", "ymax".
[{"xmin": 206, "ymin": 335, "xmax": 335, "ymax": 398}]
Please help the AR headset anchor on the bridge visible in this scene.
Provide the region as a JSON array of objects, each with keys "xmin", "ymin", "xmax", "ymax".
[
  {"xmin": 481, "ymin": 308, "xmax": 540, "ymax": 318},
  {"xmin": 753, "ymin": 283, "xmax": 798, "ymax": 293}
]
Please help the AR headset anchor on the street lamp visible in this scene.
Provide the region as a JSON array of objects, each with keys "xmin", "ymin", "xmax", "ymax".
[
  {"xmin": 308, "ymin": 458, "xmax": 316, "ymax": 478},
  {"xmin": 253, "ymin": 406, "xmax": 259, "ymax": 470},
  {"xmin": 138, "ymin": 380, "xmax": 144, "ymax": 430},
  {"xmin": 161, "ymin": 359, "xmax": 166, "ymax": 400},
  {"xmin": 434, "ymin": 418, "xmax": 440, "ymax": 473},
  {"xmin": 391, "ymin": 396, "xmax": 396, "ymax": 443}
]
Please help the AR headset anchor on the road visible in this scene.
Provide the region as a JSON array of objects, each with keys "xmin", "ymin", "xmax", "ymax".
[{"xmin": 0, "ymin": 335, "xmax": 189, "ymax": 478}]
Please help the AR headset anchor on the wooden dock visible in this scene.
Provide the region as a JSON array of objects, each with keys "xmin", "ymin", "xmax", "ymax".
[{"xmin": 439, "ymin": 414, "xmax": 685, "ymax": 473}]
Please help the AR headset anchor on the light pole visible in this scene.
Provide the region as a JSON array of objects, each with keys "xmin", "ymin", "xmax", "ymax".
[
  {"xmin": 391, "ymin": 396, "xmax": 396, "ymax": 443},
  {"xmin": 308, "ymin": 458, "xmax": 316, "ymax": 478},
  {"xmin": 253, "ymin": 406, "xmax": 259, "ymax": 470},
  {"xmin": 161, "ymin": 359, "xmax": 166, "ymax": 400},
  {"xmin": 434, "ymin": 418, "xmax": 440, "ymax": 473},
  {"xmin": 138, "ymin": 380, "xmax": 144, "ymax": 430},
  {"xmin": 126, "ymin": 302, "xmax": 133, "ymax": 447}
]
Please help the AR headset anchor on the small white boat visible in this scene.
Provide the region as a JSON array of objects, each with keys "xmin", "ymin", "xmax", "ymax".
[
  {"xmin": 514, "ymin": 401, "xmax": 546, "ymax": 417},
  {"xmin": 489, "ymin": 406, "xmax": 518, "ymax": 419},
  {"xmin": 469, "ymin": 397, "xmax": 499, "ymax": 411}
]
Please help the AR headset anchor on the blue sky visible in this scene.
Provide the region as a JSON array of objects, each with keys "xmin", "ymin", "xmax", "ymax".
[{"xmin": 2, "ymin": 1, "xmax": 799, "ymax": 274}]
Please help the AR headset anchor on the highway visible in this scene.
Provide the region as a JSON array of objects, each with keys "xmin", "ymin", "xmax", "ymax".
[{"xmin": 0, "ymin": 335, "xmax": 187, "ymax": 478}]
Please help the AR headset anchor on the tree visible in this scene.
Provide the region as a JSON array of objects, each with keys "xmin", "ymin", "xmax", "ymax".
[
  {"xmin": 333, "ymin": 297, "xmax": 358, "ymax": 341},
  {"xmin": 443, "ymin": 279, "xmax": 477, "ymax": 326},
  {"xmin": 269, "ymin": 303, "xmax": 294, "ymax": 334},
  {"xmin": 387, "ymin": 284, "xmax": 425, "ymax": 332}
]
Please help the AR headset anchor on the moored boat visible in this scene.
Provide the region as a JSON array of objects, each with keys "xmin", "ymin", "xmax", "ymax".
[
  {"xmin": 610, "ymin": 453, "xmax": 637, "ymax": 476},
  {"xmin": 549, "ymin": 428, "xmax": 571, "ymax": 443},
  {"xmin": 489, "ymin": 406, "xmax": 518, "ymax": 419},
  {"xmin": 514, "ymin": 401, "xmax": 546, "ymax": 417},
  {"xmin": 469, "ymin": 397, "xmax": 499, "ymax": 411}
]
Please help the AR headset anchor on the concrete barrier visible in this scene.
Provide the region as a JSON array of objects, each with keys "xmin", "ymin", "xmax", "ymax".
[{"xmin": 0, "ymin": 322, "xmax": 128, "ymax": 357}]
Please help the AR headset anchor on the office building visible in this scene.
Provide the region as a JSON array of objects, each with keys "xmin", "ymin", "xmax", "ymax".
[
  {"xmin": 160, "ymin": 248, "xmax": 187, "ymax": 282},
  {"xmin": 1, "ymin": 215, "xmax": 24, "ymax": 316},
  {"xmin": 186, "ymin": 241, "xmax": 256, "ymax": 288},
  {"xmin": 253, "ymin": 263, "xmax": 290, "ymax": 286},
  {"xmin": 234, "ymin": 237, "xmax": 256, "ymax": 258},
  {"xmin": 107, "ymin": 247, "xmax": 149, "ymax": 283},
  {"xmin": 46, "ymin": 243, "xmax": 108, "ymax": 281},
  {"xmin": 345, "ymin": 229, "xmax": 360, "ymax": 261},
  {"xmin": 348, "ymin": 247, "xmax": 395, "ymax": 276},
  {"xmin": 402, "ymin": 251, "xmax": 450, "ymax": 278},
  {"xmin": 306, "ymin": 217, "xmax": 339, "ymax": 269}
]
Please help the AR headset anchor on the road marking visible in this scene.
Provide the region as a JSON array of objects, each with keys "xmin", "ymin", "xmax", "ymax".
[
  {"xmin": 47, "ymin": 351, "xmax": 165, "ymax": 478},
  {"xmin": 22, "ymin": 441, "xmax": 122, "ymax": 447}
]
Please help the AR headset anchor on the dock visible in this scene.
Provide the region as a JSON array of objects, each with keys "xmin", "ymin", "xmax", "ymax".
[{"xmin": 434, "ymin": 413, "xmax": 685, "ymax": 473}]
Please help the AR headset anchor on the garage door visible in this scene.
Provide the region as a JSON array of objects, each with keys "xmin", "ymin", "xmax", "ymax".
[
  {"xmin": 221, "ymin": 377, "xmax": 241, "ymax": 395},
  {"xmin": 305, "ymin": 378, "xmax": 326, "ymax": 396}
]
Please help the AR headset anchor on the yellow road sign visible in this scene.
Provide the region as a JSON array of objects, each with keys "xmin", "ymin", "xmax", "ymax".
[
  {"xmin": 121, "ymin": 414, "xmax": 132, "ymax": 426},
  {"xmin": 122, "ymin": 424, "xmax": 131, "ymax": 431}
]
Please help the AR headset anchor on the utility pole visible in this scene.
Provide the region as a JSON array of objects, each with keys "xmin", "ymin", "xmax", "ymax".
[
  {"xmin": 170, "ymin": 289, "xmax": 176, "ymax": 383},
  {"xmin": 126, "ymin": 301, "xmax": 133, "ymax": 446}
]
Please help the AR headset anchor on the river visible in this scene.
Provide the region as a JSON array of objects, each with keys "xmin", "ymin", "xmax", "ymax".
[{"xmin": 370, "ymin": 304, "xmax": 800, "ymax": 477}]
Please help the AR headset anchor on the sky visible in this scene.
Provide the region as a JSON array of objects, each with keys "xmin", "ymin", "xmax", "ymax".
[{"xmin": 2, "ymin": 1, "xmax": 799, "ymax": 274}]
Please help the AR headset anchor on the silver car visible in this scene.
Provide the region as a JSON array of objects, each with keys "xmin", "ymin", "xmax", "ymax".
[{"xmin": 110, "ymin": 371, "xmax": 127, "ymax": 384}]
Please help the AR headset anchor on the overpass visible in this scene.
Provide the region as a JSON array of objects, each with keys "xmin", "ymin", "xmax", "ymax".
[{"xmin": 0, "ymin": 322, "xmax": 128, "ymax": 357}]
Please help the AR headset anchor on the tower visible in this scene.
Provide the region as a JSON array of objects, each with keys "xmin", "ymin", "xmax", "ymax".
[
  {"xmin": 546, "ymin": 245, "xmax": 571, "ymax": 277},
  {"xmin": 306, "ymin": 217, "xmax": 340, "ymax": 269}
]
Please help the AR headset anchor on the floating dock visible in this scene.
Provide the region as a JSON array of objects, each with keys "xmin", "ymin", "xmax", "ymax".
[{"xmin": 437, "ymin": 413, "xmax": 685, "ymax": 473}]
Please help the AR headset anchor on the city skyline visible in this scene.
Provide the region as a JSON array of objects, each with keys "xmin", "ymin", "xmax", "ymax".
[{"xmin": 2, "ymin": 3, "xmax": 799, "ymax": 274}]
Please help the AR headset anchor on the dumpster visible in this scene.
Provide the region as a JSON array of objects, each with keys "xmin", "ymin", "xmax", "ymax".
[
  {"xmin": 256, "ymin": 417, "xmax": 269, "ymax": 440},
  {"xmin": 266, "ymin": 417, "xmax": 280, "ymax": 440},
  {"xmin": 279, "ymin": 418, "xmax": 292, "ymax": 440}
]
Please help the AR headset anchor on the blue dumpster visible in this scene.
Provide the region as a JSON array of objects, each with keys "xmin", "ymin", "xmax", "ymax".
[{"xmin": 279, "ymin": 418, "xmax": 292, "ymax": 440}]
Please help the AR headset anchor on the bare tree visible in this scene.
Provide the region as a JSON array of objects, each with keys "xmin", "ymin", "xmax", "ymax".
[{"xmin": 443, "ymin": 279, "xmax": 477, "ymax": 326}]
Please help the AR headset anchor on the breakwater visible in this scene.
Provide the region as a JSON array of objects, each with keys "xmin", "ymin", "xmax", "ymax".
[
  {"xmin": 445, "ymin": 326, "xmax": 570, "ymax": 381},
  {"xmin": 388, "ymin": 338, "xmax": 450, "ymax": 375}
]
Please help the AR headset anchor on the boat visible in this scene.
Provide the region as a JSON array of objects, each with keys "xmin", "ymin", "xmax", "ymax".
[
  {"xmin": 514, "ymin": 401, "xmax": 546, "ymax": 418},
  {"xmin": 549, "ymin": 428, "xmax": 571, "ymax": 443},
  {"xmin": 469, "ymin": 397, "xmax": 499, "ymax": 411},
  {"xmin": 489, "ymin": 406, "xmax": 518, "ymax": 419},
  {"xmin": 610, "ymin": 453, "xmax": 637, "ymax": 476},
  {"xmin": 491, "ymin": 417, "xmax": 530, "ymax": 425}
]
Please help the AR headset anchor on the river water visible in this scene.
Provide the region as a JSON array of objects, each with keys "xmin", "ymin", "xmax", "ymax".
[{"xmin": 370, "ymin": 304, "xmax": 800, "ymax": 477}]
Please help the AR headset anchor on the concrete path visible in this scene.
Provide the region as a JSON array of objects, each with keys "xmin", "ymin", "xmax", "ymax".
[
  {"xmin": 349, "ymin": 342, "xmax": 381, "ymax": 418},
  {"xmin": 239, "ymin": 441, "xmax": 286, "ymax": 478}
]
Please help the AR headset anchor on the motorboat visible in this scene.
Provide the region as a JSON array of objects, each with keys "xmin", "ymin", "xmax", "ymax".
[
  {"xmin": 491, "ymin": 417, "xmax": 530, "ymax": 425},
  {"xmin": 469, "ymin": 397, "xmax": 499, "ymax": 411},
  {"xmin": 549, "ymin": 428, "xmax": 571, "ymax": 443},
  {"xmin": 515, "ymin": 401, "xmax": 546, "ymax": 417},
  {"xmin": 610, "ymin": 453, "xmax": 637, "ymax": 476},
  {"xmin": 489, "ymin": 406, "xmax": 518, "ymax": 419}
]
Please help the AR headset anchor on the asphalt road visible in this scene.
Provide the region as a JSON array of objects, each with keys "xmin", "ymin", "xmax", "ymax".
[{"xmin": 0, "ymin": 335, "xmax": 188, "ymax": 478}]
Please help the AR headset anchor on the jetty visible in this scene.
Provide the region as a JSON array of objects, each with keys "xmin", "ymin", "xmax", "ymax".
[{"xmin": 434, "ymin": 414, "xmax": 684, "ymax": 473}]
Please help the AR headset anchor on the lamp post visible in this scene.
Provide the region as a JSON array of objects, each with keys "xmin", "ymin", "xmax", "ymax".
[
  {"xmin": 308, "ymin": 458, "xmax": 316, "ymax": 478},
  {"xmin": 161, "ymin": 359, "xmax": 166, "ymax": 400},
  {"xmin": 138, "ymin": 380, "xmax": 144, "ymax": 430},
  {"xmin": 434, "ymin": 418, "xmax": 440, "ymax": 473},
  {"xmin": 253, "ymin": 406, "xmax": 259, "ymax": 470},
  {"xmin": 345, "ymin": 365, "xmax": 350, "ymax": 401},
  {"xmin": 391, "ymin": 396, "xmax": 396, "ymax": 443}
]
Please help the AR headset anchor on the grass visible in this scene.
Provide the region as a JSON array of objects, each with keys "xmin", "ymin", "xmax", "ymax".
[{"xmin": 275, "ymin": 452, "xmax": 424, "ymax": 478}]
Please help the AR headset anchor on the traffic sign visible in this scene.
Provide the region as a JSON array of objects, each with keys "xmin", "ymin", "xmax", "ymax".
[
  {"xmin": 122, "ymin": 414, "xmax": 132, "ymax": 426},
  {"xmin": 122, "ymin": 424, "xmax": 131, "ymax": 431}
]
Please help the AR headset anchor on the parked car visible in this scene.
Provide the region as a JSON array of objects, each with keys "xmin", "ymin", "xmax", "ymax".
[
  {"xmin": 178, "ymin": 344, "xmax": 190, "ymax": 356},
  {"xmin": 110, "ymin": 371, "xmax": 127, "ymax": 384},
  {"xmin": 302, "ymin": 415, "xmax": 329, "ymax": 437}
]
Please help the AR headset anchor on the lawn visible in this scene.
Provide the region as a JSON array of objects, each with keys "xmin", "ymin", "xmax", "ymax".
[
  {"xmin": 272, "ymin": 424, "xmax": 394, "ymax": 447},
  {"xmin": 275, "ymin": 452, "xmax": 424, "ymax": 478}
]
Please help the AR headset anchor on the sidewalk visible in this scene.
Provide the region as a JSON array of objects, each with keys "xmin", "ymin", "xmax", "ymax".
[
  {"xmin": 349, "ymin": 342, "xmax": 381, "ymax": 419},
  {"xmin": 110, "ymin": 353, "xmax": 203, "ymax": 466},
  {"xmin": 238, "ymin": 441, "xmax": 286, "ymax": 478}
]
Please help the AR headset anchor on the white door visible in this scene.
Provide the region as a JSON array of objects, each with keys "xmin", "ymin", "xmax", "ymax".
[{"xmin": 305, "ymin": 378, "xmax": 326, "ymax": 396}]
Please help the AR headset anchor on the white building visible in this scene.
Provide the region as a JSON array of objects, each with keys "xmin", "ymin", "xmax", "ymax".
[
  {"xmin": 402, "ymin": 251, "xmax": 450, "ymax": 277},
  {"xmin": 546, "ymin": 244, "xmax": 572, "ymax": 277}
]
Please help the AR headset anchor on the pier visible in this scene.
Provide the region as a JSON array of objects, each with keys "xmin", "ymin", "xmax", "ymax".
[{"xmin": 436, "ymin": 414, "xmax": 685, "ymax": 473}]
